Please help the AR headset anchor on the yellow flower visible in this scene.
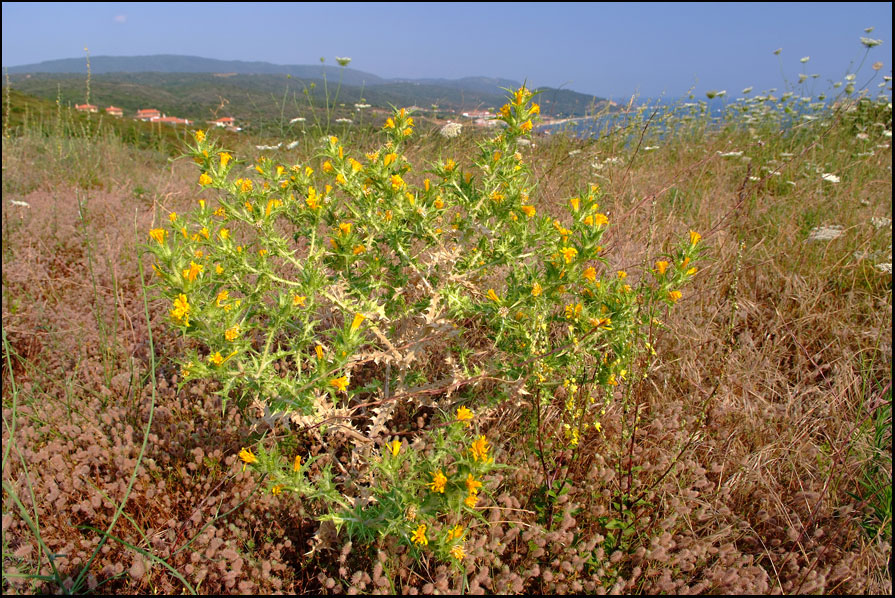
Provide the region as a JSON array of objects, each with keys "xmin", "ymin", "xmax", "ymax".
[
  {"xmin": 411, "ymin": 524, "xmax": 428, "ymax": 546},
  {"xmin": 219, "ymin": 228, "xmax": 230, "ymax": 241},
  {"xmin": 434, "ymin": 197, "xmax": 444, "ymax": 209},
  {"xmin": 582, "ymin": 267, "xmax": 596, "ymax": 282},
  {"xmin": 315, "ymin": 344, "xmax": 325, "ymax": 361},
  {"xmin": 390, "ymin": 174, "xmax": 405, "ymax": 190},
  {"xmin": 668, "ymin": 290, "xmax": 683, "ymax": 303},
  {"xmin": 388, "ymin": 439, "xmax": 402, "ymax": 456},
  {"xmin": 617, "ymin": 270, "xmax": 627, "ymax": 280},
  {"xmin": 680, "ymin": 256, "xmax": 691, "ymax": 269},
  {"xmin": 293, "ymin": 294, "xmax": 307, "ymax": 307},
  {"xmin": 423, "ymin": 178, "xmax": 430, "ymax": 192},
  {"xmin": 339, "ymin": 222, "xmax": 353, "ymax": 236},
  {"xmin": 689, "ymin": 230, "xmax": 701, "ymax": 246},
  {"xmin": 306, "ymin": 187, "xmax": 319, "ymax": 210},
  {"xmin": 569, "ymin": 197, "xmax": 580, "ymax": 212},
  {"xmin": 383, "ymin": 152, "xmax": 397, "ymax": 167},
  {"xmin": 456, "ymin": 406, "xmax": 474, "ymax": 426},
  {"xmin": 195, "ymin": 130, "xmax": 205, "ymax": 142},
  {"xmin": 350, "ymin": 312, "xmax": 365, "ymax": 334},
  {"xmin": 199, "ymin": 173, "xmax": 212, "ymax": 186},
  {"xmin": 271, "ymin": 484, "xmax": 283, "ymax": 496},
  {"xmin": 565, "ymin": 303, "xmax": 583, "ymax": 320},
  {"xmin": 168, "ymin": 212, "xmax": 177, "ymax": 222},
  {"xmin": 149, "ymin": 228, "xmax": 167, "ymax": 244},
  {"xmin": 216, "ymin": 289, "xmax": 229, "ymax": 307},
  {"xmin": 220, "ymin": 152, "xmax": 231, "ymax": 168},
  {"xmin": 686, "ymin": 267, "xmax": 697, "ymax": 276},
  {"xmin": 225, "ymin": 324, "xmax": 240, "ymax": 342},
  {"xmin": 450, "ymin": 544, "xmax": 466, "ymax": 560},
  {"xmin": 208, "ymin": 351, "xmax": 224, "ymax": 366},
  {"xmin": 520, "ymin": 205, "xmax": 536, "ymax": 218},
  {"xmin": 520, "ymin": 119, "xmax": 533, "ymax": 133},
  {"xmin": 464, "ymin": 492, "xmax": 479, "ymax": 508},
  {"xmin": 592, "ymin": 213, "xmax": 609, "ymax": 227},
  {"xmin": 447, "ymin": 524, "xmax": 464, "ymax": 540},
  {"xmin": 293, "ymin": 455, "xmax": 302, "ymax": 472},
  {"xmin": 336, "ymin": 172, "xmax": 347, "ymax": 185},
  {"xmin": 469, "ymin": 435, "xmax": 491, "ymax": 462},
  {"xmin": 531, "ymin": 282, "xmax": 543, "ymax": 297},
  {"xmin": 265, "ymin": 199, "xmax": 282, "ymax": 216},
  {"xmin": 486, "ymin": 289, "xmax": 500, "ymax": 304},
  {"xmin": 170, "ymin": 294, "xmax": 191, "ymax": 325},
  {"xmin": 427, "ymin": 470, "xmax": 447, "ymax": 493},
  {"xmin": 330, "ymin": 376, "xmax": 349, "ymax": 392},
  {"xmin": 560, "ymin": 247, "xmax": 578, "ymax": 264},
  {"xmin": 530, "ymin": 103, "xmax": 541, "ymax": 115},
  {"xmin": 239, "ymin": 447, "xmax": 257, "ymax": 465},
  {"xmin": 655, "ymin": 260, "xmax": 669, "ymax": 275},
  {"xmin": 444, "ymin": 158, "xmax": 456, "ymax": 172},
  {"xmin": 352, "ymin": 244, "xmax": 366, "ymax": 255},
  {"xmin": 384, "ymin": 117, "xmax": 395, "ymax": 129},
  {"xmin": 215, "ymin": 264, "xmax": 224, "ymax": 275},
  {"xmin": 182, "ymin": 261, "xmax": 203, "ymax": 282},
  {"xmin": 514, "ymin": 86, "xmax": 529, "ymax": 106},
  {"xmin": 465, "ymin": 474, "xmax": 482, "ymax": 495},
  {"xmin": 322, "ymin": 161, "xmax": 334, "ymax": 174}
]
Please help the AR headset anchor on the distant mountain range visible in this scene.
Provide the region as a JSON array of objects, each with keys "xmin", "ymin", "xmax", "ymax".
[{"xmin": 3, "ymin": 55, "xmax": 610, "ymax": 121}]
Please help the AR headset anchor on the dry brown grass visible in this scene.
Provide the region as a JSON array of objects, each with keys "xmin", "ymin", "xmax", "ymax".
[{"xmin": 2, "ymin": 98, "xmax": 891, "ymax": 594}]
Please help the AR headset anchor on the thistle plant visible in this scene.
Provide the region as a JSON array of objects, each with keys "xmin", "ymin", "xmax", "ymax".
[{"xmin": 146, "ymin": 87, "xmax": 702, "ymax": 563}]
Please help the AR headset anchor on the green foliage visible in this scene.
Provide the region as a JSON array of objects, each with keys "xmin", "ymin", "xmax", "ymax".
[{"xmin": 146, "ymin": 88, "xmax": 703, "ymax": 566}]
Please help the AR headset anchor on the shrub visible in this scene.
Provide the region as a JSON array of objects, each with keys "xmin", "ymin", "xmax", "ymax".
[{"xmin": 146, "ymin": 87, "xmax": 701, "ymax": 567}]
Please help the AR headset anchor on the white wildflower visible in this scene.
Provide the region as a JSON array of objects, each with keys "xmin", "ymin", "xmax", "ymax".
[
  {"xmin": 335, "ymin": 56, "xmax": 352, "ymax": 67},
  {"xmin": 439, "ymin": 122, "xmax": 462, "ymax": 138},
  {"xmin": 568, "ymin": 149, "xmax": 582, "ymax": 156},
  {"xmin": 335, "ymin": 118, "xmax": 353, "ymax": 124},
  {"xmin": 860, "ymin": 37, "xmax": 882, "ymax": 48},
  {"xmin": 718, "ymin": 151, "xmax": 743, "ymax": 157},
  {"xmin": 289, "ymin": 117, "xmax": 306, "ymax": 123},
  {"xmin": 806, "ymin": 225, "xmax": 844, "ymax": 242},
  {"xmin": 870, "ymin": 217, "xmax": 891, "ymax": 229},
  {"xmin": 255, "ymin": 143, "xmax": 282, "ymax": 151},
  {"xmin": 821, "ymin": 173, "xmax": 840, "ymax": 183},
  {"xmin": 882, "ymin": 130, "xmax": 892, "ymax": 138},
  {"xmin": 856, "ymin": 133, "xmax": 869, "ymax": 140},
  {"xmin": 643, "ymin": 146, "xmax": 659, "ymax": 151},
  {"xmin": 286, "ymin": 140, "xmax": 300, "ymax": 150},
  {"xmin": 800, "ymin": 56, "xmax": 810, "ymax": 63},
  {"xmin": 9, "ymin": 200, "xmax": 30, "ymax": 208},
  {"xmin": 875, "ymin": 262, "xmax": 892, "ymax": 274}
]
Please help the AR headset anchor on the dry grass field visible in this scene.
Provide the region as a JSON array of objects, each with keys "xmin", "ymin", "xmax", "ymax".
[{"xmin": 2, "ymin": 83, "xmax": 891, "ymax": 594}]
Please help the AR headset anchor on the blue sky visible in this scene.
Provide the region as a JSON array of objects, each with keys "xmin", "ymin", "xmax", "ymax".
[{"xmin": 2, "ymin": 2, "xmax": 892, "ymax": 99}]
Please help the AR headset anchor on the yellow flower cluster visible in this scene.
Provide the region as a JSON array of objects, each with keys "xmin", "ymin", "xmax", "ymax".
[{"xmin": 427, "ymin": 470, "xmax": 447, "ymax": 493}]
